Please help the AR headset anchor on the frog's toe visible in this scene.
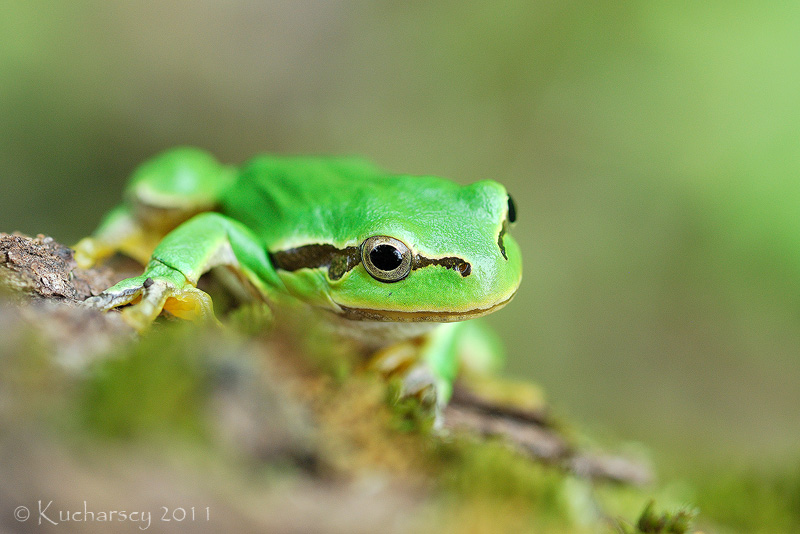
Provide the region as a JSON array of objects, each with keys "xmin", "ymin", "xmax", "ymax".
[
  {"xmin": 121, "ymin": 279, "xmax": 217, "ymax": 330},
  {"xmin": 401, "ymin": 364, "xmax": 439, "ymax": 410},
  {"xmin": 73, "ymin": 237, "xmax": 113, "ymax": 269},
  {"xmin": 120, "ymin": 277, "xmax": 172, "ymax": 330},
  {"xmin": 162, "ymin": 286, "xmax": 216, "ymax": 322},
  {"xmin": 369, "ymin": 343, "xmax": 443, "ymax": 412},
  {"xmin": 397, "ymin": 365, "xmax": 444, "ymax": 430},
  {"xmin": 83, "ymin": 284, "xmax": 144, "ymax": 311}
]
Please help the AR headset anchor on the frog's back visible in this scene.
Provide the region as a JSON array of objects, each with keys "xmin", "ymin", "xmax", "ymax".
[{"xmin": 219, "ymin": 155, "xmax": 463, "ymax": 251}]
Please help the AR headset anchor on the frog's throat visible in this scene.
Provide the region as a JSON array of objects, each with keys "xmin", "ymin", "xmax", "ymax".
[{"xmin": 333, "ymin": 291, "xmax": 516, "ymax": 322}]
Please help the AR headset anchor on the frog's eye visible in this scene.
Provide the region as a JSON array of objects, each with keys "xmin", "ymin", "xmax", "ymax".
[{"xmin": 361, "ymin": 235, "xmax": 413, "ymax": 283}]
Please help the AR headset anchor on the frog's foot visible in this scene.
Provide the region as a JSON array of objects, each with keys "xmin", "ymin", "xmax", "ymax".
[
  {"xmin": 369, "ymin": 342, "xmax": 441, "ymax": 413},
  {"xmin": 399, "ymin": 363, "xmax": 440, "ymax": 411},
  {"xmin": 84, "ymin": 271, "xmax": 216, "ymax": 331},
  {"xmin": 74, "ymin": 230, "xmax": 162, "ymax": 270},
  {"xmin": 73, "ymin": 204, "xmax": 163, "ymax": 269},
  {"xmin": 73, "ymin": 237, "xmax": 115, "ymax": 269}
]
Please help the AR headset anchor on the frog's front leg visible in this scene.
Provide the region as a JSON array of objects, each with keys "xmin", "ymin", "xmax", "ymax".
[
  {"xmin": 85, "ymin": 212, "xmax": 281, "ymax": 330},
  {"xmin": 74, "ymin": 205, "xmax": 160, "ymax": 267},
  {"xmin": 370, "ymin": 321, "xmax": 505, "ymax": 417}
]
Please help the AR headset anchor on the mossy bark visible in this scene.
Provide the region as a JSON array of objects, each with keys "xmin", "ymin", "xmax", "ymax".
[{"xmin": 1, "ymin": 232, "xmax": 667, "ymax": 534}]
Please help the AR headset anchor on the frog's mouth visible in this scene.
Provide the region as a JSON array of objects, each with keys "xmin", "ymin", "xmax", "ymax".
[{"xmin": 333, "ymin": 291, "xmax": 516, "ymax": 322}]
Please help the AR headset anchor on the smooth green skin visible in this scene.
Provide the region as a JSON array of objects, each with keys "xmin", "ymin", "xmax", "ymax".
[{"xmin": 84, "ymin": 147, "xmax": 522, "ymax": 405}]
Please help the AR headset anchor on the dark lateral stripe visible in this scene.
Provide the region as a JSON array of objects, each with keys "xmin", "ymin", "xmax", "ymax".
[
  {"xmin": 497, "ymin": 222, "xmax": 508, "ymax": 260},
  {"xmin": 414, "ymin": 255, "xmax": 472, "ymax": 277},
  {"xmin": 271, "ymin": 243, "xmax": 473, "ymax": 280},
  {"xmin": 270, "ymin": 243, "xmax": 361, "ymax": 281}
]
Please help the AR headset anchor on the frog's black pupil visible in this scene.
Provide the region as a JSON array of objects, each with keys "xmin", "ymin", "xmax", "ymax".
[
  {"xmin": 370, "ymin": 244, "xmax": 403, "ymax": 271},
  {"xmin": 507, "ymin": 195, "xmax": 517, "ymax": 223}
]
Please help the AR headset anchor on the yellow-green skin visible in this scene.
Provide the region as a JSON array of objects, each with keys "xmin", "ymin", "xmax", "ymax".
[{"xmin": 79, "ymin": 147, "xmax": 522, "ymax": 404}]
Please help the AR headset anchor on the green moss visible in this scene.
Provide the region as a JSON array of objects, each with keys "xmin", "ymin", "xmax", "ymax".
[
  {"xmin": 612, "ymin": 500, "xmax": 696, "ymax": 534},
  {"xmin": 0, "ymin": 314, "xmax": 66, "ymax": 425},
  {"xmin": 435, "ymin": 438, "xmax": 560, "ymax": 502},
  {"xmin": 268, "ymin": 305, "xmax": 359, "ymax": 383},
  {"xmin": 691, "ymin": 463, "xmax": 800, "ymax": 533},
  {"xmin": 0, "ymin": 302, "xmax": 717, "ymax": 533},
  {"xmin": 428, "ymin": 438, "xmax": 579, "ymax": 532},
  {"xmin": 79, "ymin": 323, "xmax": 210, "ymax": 440}
]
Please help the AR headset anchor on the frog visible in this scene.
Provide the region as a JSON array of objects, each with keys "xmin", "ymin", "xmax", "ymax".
[{"xmin": 76, "ymin": 147, "xmax": 521, "ymax": 411}]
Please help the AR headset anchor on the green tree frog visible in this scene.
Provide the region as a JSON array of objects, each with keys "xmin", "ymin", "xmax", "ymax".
[{"xmin": 77, "ymin": 147, "xmax": 521, "ymax": 410}]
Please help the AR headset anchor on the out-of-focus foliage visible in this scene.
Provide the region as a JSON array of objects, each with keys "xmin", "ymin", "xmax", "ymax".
[{"xmin": 3, "ymin": 2, "xmax": 800, "ymax": 531}]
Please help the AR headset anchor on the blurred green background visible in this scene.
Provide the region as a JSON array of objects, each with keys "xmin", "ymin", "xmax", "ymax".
[{"xmin": 2, "ymin": 0, "xmax": 799, "ymax": 489}]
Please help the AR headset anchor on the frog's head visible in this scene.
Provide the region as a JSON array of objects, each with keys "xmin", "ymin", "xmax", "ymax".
[{"xmin": 273, "ymin": 177, "xmax": 521, "ymax": 322}]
